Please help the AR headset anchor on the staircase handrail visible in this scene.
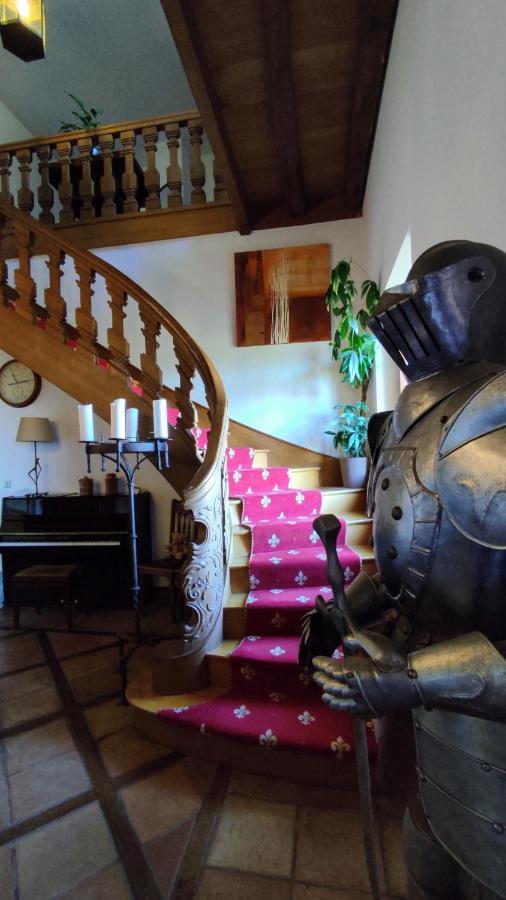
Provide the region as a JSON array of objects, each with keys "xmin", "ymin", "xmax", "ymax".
[
  {"xmin": 0, "ymin": 110, "xmax": 201, "ymax": 153},
  {"xmin": 0, "ymin": 109, "xmax": 228, "ymax": 237},
  {"xmin": 0, "ymin": 200, "xmax": 227, "ymax": 495},
  {"xmin": 0, "ymin": 200, "xmax": 230, "ymax": 665}
]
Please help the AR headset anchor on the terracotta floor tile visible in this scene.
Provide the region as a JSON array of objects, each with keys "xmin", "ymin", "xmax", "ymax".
[
  {"xmin": 144, "ymin": 818, "xmax": 193, "ymax": 894},
  {"xmin": 0, "ymin": 844, "xmax": 15, "ymax": 898},
  {"xmin": 84, "ymin": 698, "xmax": 131, "ymax": 739},
  {"xmin": 98, "ymin": 727, "xmax": 168, "ymax": 777},
  {"xmin": 296, "ymin": 785, "xmax": 360, "ymax": 812},
  {"xmin": 0, "ymin": 776, "xmax": 11, "ymax": 830},
  {"xmin": 381, "ymin": 815, "xmax": 408, "ymax": 898},
  {"xmin": 228, "ymin": 771, "xmax": 298, "ymax": 804},
  {"xmin": 57, "ymin": 861, "xmax": 133, "ymax": 899},
  {"xmin": 0, "ymin": 683, "xmax": 62, "ymax": 729},
  {"xmin": 0, "ymin": 665, "xmax": 54, "ymax": 703},
  {"xmin": 16, "ymin": 801, "xmax": 117, "ymax": 900},
  {"xmin": 9, "ymin": 749, "xmax": 91, "ymax": 823},
  {"xmin": 196, "ymin": 867, "xmax": 292, "ymax": 899},
  {"xmin": 61, "ymin": 647, "xmax": 119, "ymax": 681},
  {"xmin": 49, "ymin": 632, "xmax": 115, "ymax": 659},
  {"xmin": 68, "ymin": 667, "xmax": 122, "ymax": 705},
  {"xmin": 121, "ymin": 757, "xmax": 214, "ymax": 844},
  {"xmin": 3, "ymin": 718, "xmax": 74, "ymax": 776},
  {"xmin": 207, "ymin": 794, "xmax": 296, "ymax": 878},
  {"xmin": 295, "ymin": 807, "xmax": 370, "ymax": 891},
  {"xmin": 293, "ymin": 885, "xmax": 373, "ymax": 899},
  {"xmin": 0, "ymin": 634, "xmax": 44, "ymax": 673}
]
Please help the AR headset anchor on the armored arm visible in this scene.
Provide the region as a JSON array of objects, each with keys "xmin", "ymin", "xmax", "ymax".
[
  {"xmin": 314, "ymin": 632, "xmax": 506, "ymax": 722},
  {"xmin": 343, "ymin": 571, "xmax": 390, "ymax": 625}
]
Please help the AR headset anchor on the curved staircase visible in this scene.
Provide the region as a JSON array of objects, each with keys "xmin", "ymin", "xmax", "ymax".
[
  {"xmin": 129, "ymin": 442, "xmax": 376, "ymax": 785},
  {"xmin": 0, "ymin": 199, "xmax": 230, "ymax": 683},
  {"xmin": 0, "ymin": 200, "xmax": 377, "ymax": 785}
]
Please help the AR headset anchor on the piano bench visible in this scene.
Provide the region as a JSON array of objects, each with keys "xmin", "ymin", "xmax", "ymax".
[{"xmin": 11, "ymin": 564, "xmax": 82, "ymax": 630}]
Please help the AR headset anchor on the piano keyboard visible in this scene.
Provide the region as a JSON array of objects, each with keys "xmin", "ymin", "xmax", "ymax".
[{"xmin": 0, "ymin": 540, "xmax": 122, "ymax": 547}]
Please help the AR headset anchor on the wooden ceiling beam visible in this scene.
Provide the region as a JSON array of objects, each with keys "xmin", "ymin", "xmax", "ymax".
[
  {"xmin": 345, "ymin": 0, "xmax": 398, "ymax": 210},
  {"xmin": 261, "ymin": 0, "xmax": 306, "ymax": 219},
  {"xmin": 160, "ymin": 0, "xmax": 251, "ymax": 234}
]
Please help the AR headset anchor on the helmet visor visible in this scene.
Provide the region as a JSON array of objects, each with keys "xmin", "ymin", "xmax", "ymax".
[{"xmin": 367, "ymin": 256, "xmax": 495, "ymax": 380}]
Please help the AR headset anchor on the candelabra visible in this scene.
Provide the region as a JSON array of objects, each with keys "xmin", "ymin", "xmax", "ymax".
[{"xmin": 82, "ymin": 438, "xmax": 169, "ymax": 639}]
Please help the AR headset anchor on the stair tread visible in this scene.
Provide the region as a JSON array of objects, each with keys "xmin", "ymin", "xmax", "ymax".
[
  {"xmin": 230, "ymin": 542, "xmax": 374, "ymax": 569},
  {"xmin": 207, "ymin": 639, "xmax": 240, "ymax": 658},
  {"xmin": 234, "ymin": 510, "xmax": 371, "ymax": 534},
  {"xmin": 229, "ymin": 485, "xmax": 364, "ymax": 506},
  {"xmin": 127, "ymin": 670, "xmax": 226, "ymax": 712}
]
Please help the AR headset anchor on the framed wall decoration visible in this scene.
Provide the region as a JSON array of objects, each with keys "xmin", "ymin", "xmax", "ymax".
[{"xmin": 235, "ymin": 243, "xmax": 331, "ymax": 347}]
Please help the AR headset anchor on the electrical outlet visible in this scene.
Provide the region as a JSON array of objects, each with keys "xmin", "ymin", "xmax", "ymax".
[{"xmin": 2, "ymin": 481, "xmax": 11, "ymax": 489}]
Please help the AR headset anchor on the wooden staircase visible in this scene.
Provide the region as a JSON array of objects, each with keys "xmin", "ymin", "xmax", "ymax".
[
  {"xmin": 128, "ymin": 453, "xmax": 374, "ymax": 780},
  {"xmin": 0, "ymin": 201, "xmax": 351, "ymax": 707},
  {"xmin": 0, "ymin": 199, "xmax": 231, "ymax": 686}
]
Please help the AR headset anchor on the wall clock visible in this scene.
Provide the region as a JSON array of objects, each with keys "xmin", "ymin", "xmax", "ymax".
[{"xmin": 0, "ymin": 360, "xmax": 42, "ymax": 408}]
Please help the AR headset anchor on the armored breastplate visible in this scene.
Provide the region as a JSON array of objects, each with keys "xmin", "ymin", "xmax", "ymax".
[
  {"xmin": 414, "ymin": 706, "xmax": 506, "ymax": 898},
  {"xmin": 368, "ymin": 362, "xmax": 506, "ymax": 636}
]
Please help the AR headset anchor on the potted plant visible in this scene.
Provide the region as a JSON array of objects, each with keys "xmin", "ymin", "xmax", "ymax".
[
  {"xmin": 325, "ymin": 402, "xmax": 369, "ymax": 488},
  {"xmin": 325, "ymin": 260, "xmax": 380, "ymax": 487},
  {"xmin": 59, "ymin": 92, "xmax": 103, "ymax": 132}
]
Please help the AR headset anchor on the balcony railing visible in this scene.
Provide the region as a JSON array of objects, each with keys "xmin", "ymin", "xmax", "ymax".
[{"xmin": 0, "ymin": 111, "xmax": 228, "ymax": 231}]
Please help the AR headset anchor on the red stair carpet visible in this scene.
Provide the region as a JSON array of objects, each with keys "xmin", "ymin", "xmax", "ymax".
[{"xmin": 159, "ymin": 436, "xmax": 377, "ymax": 760}]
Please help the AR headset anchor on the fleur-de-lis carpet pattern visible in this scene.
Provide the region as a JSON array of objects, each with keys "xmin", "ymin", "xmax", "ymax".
[{"xmin": 159, "ymin": 440, "xmax": 377, "ymax": 758}]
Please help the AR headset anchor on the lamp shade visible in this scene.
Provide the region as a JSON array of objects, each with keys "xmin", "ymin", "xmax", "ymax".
[
  {"xmin": 0, "ymin": 0, "xmax": 45, "ymax": 61},
  {"xmin": 16, "ymin": 416, "xmax": 53, "ymax": 442}
]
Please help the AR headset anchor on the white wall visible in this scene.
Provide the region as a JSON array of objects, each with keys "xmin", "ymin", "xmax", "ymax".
[
  {"xmin": 364, "ymin": 0, "xmax": 506, "ymax": 402},
  {"xmin": 0, "ymin": 98, "xmax": 32, "ymax": 143},
  {"xmin": 94, "ymin": 217, "xmax": 369, "ymax": 455}
]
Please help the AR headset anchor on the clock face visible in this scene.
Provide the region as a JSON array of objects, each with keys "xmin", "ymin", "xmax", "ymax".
[{"xmin": 0, "ymin": 360, "xmax": 42, "ymax": 408}]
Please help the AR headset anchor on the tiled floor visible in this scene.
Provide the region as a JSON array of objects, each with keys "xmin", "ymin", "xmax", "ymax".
[{"xmin": 0, "ymin": 616, "xmax": 408, "ymax": 899}]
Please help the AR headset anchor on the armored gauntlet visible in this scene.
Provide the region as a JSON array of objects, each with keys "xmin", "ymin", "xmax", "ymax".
[{"xmin": 313, "ymin": 632, "xmax": 506, "ymax": 721}]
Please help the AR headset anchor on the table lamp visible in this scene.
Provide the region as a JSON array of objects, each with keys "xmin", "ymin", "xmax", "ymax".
[{"xmin": 16, "ymin": 416, "xmax": 54, "ymax": 496}]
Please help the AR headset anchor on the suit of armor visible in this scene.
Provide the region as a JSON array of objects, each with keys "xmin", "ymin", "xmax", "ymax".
[{"xmin": 313, "ymin": 242, "xmax": 506, "ymax": 899}]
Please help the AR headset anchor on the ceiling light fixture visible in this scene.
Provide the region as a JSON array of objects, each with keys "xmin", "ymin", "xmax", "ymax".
[{"xmin": 0, "ymin": 0, "xmax": 45, "ymax": 62}]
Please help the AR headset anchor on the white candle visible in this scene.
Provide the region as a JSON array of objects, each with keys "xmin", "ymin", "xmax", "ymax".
[
  {"xmin": 78, "ymin": 404, "xmax": 95, "ymax": 442},
  {"xmin": 110, "ymin": 398, "xmax": 126, "ymax": 439},
  {"xmin": 125, "ymin": 407, "xmax": 139, "ymax": 441},
  {"xmin": 153, "ymin": 398, "xmax": 168, "ymax": 438}
]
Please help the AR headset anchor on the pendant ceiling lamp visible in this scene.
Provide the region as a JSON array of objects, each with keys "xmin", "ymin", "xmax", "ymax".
[{"xmin": 0, "ymin": 0, "xmax": 45, "ymax": 62}]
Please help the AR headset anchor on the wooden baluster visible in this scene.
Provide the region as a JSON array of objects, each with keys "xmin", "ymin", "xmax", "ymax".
[
  {"xmin": 98, "ymin": 133, "xmax": 116, "ymax": 218},
  {"xmin": 189, "ymin": 120, "xmax": 206, "ymax": 204},
  {"xmin": 44, "ymin": 247, "xmax": 66, "ymax": 332},
  {"xmin": 0, "ymin": 248, "xmax": 8, "ymax": 306},
  {"xmin": 16, "ymin": 148, "xmax": 34, "ymax": 213},
  {"xmin": 120, "ymin": 130, "xmax": 138, "ymax": 213},
  {"xmin": 56, "ymin": 141, "xmax": 74, "ymax": 224},
  {"xmin": 13, "ymin": 221, "xmax": 36, "ymax": 315},
  {"xmin": 173, "ymin": 337, "xmax": 199, "ymax": 444},
  {"xmin": 106, "ymin": 278, "xmax": 130, "ymax": 364},
  {"xmin": 213, "ymin": 159, "xmax": 228, "ymax": 202},
  {"xmin": 142, "ymin": 126, "xmax": 160, "ymax": 210},
  {"xmin": 74, "ymin": 261, "xmax": 97, "ymax": 345},
  {"xmin": 77, "ymin": 137, "xmax": 94, "ymax": 220},
  {"xmin": 36, "ymin": 145, "xmax": 54, "ymax": 224},
  {"xmin": 0, "ymin": 151, "xmax": 13, "ymax": 206},
  {"xmin": 139, "ymin": 308, "xmax": 162, "ymax": 395},
  {"xmin": 165, "ymin": 123, "xmax": 182, "ymax": 208}
]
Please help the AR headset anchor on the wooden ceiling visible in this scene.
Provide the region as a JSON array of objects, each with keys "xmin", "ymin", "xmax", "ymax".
[{"xmin": 161, "ymin": 0, "xmax": 398, "ymax": 234}]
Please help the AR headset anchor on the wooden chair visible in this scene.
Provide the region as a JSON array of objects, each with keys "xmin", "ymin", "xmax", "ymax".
[
  {"xmin": 11, "ymin": 564, "xmax": 82, "ymax": 629},
  {"xmin": 138, "ymin": 557, "xmax": 184, "ymax": 622}
]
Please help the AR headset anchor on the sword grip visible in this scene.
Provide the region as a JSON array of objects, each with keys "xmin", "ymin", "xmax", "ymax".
[{"xmin": 313, "ymin": 514, "xmax": 345, "ymax": 606}]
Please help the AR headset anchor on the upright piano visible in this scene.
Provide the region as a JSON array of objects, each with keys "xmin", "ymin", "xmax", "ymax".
[{"xmin": 0, "ymin": 493, "xmax": 152, "ymax": 609}]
